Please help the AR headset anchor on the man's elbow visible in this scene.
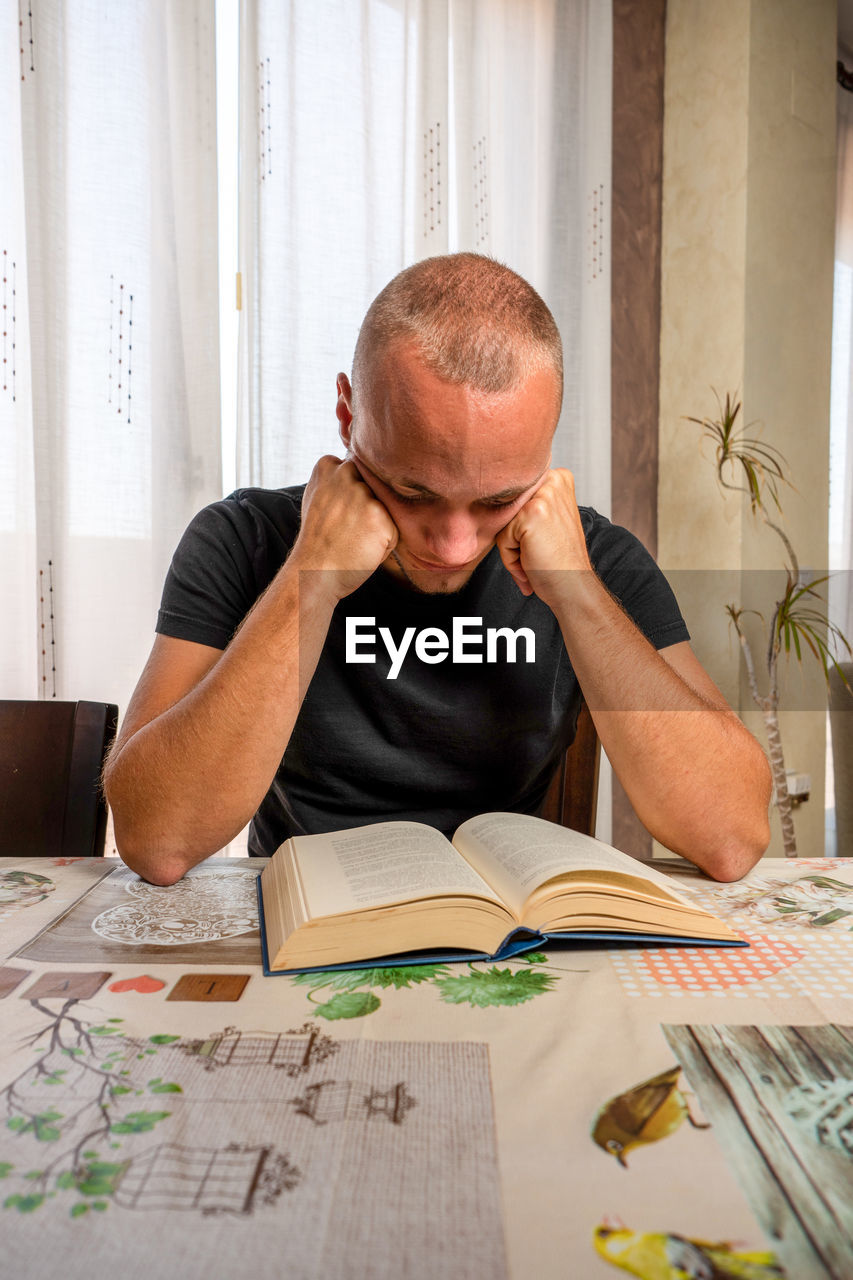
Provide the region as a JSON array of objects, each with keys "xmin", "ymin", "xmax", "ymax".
[
  {"xmin": 113, "ymin": 830, "xmax": 191, "ymax": 886},
  {"xmin": 105, "ymin": 762, "xmax": 194, "ymax": 885},
  {"xmin": 109, "ymin": 804, "xmax": 194, "ymax": 886},
  {"xmin": 703, "ymin": 747, "xmax": 773, "ymax": 882},
  {"xmin": 703, "ymin": 808, "xmax": 771, "ymax": 883}
]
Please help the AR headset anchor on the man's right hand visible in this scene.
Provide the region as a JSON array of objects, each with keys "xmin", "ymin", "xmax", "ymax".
[{"xmin": 286, "ymin": 456, "xmax": 399, "ymax": 601}]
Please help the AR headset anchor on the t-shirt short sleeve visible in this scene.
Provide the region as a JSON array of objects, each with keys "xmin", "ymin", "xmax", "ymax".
[
  {"xmin": 156, "ymin": 487, "xmax": 303, "ymax": 650},
  {"xmin": 581, "ymin": 507, "xmax": 690, "ymax": 651}
]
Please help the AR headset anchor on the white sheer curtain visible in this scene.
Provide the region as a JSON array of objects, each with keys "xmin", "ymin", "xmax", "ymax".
[
  {"xmin": 0, "ymin": 0, "xmax": 222, "ymax": 713},
  {"xmin": 236, "ymin": 0, "xmax": 612, "ymax": 510},
  {"xmin": 831, "ymin": 78, "xmax": 853, "ymax": 642}
]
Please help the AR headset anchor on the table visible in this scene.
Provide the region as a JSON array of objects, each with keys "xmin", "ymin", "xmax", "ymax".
[{"xmin": 1, "ymin": 853, "xmax": 852, "ymax": 1280}]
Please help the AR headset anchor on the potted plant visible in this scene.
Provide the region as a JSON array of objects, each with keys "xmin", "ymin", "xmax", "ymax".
[{"xmin": 687, "ymin": 392, "xmax": 850, "ymax": 856}]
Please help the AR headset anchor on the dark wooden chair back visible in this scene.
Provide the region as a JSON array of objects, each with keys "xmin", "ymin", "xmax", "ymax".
[
  {"xmin": 540, "ymin": 701, "xmax": 601, "ymax": 836},
  {"xmin": 0, "ymin": 700, "xmax": 118, "ymax": 857}
]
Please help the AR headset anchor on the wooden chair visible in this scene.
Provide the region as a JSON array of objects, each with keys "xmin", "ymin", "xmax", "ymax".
[
  {"xmin": 540, "ymin": 700, "xmax": 601, "ymax": 836},
  {"xmin": 0, "ymin": 700, "xmax": 118, "ymax": 858}
]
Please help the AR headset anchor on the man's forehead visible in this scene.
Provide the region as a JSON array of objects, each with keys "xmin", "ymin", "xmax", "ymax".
[
  {"xmin": 363, "ymin": 347, "xmax": 557, "ymax": 432},
  {"xmin": 384, "ymin": 463, "xmax": 549, "ymax": 501},
  {"xmin": 352, "ymin": 441, "xmax": 549, "ymax": 503},
  {"xmin": 351, "ymin": 340, "xmax": 557, "ymax": 492}
]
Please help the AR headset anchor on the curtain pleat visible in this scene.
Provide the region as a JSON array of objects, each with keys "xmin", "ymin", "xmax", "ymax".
[{"xmin": 0, "ymin": 0, "xmax": 222, "ymax": 711}]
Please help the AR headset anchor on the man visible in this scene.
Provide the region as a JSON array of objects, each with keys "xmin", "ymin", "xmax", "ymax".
[{"xmin": 105, "ymin": 253, "xmax": 771, "ymax": 885}]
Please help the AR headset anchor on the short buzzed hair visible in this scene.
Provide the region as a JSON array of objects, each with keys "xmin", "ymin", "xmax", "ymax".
[{"xmin": 353, "ymin": 252, "xmax": 563, "ymax": 407}]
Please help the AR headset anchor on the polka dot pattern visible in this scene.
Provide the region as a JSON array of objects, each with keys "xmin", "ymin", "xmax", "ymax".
[{"xmin": 611, "ymin": 930, "xmax": 853, "ymax": 1000}]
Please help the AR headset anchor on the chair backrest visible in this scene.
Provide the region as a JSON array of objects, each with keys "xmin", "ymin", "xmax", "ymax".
[
  {"xmin": 0, "ymin": 700, "xmax": 118, "ymax": 858},
  {"xmin": 829, "ymin": 664, "xmax": 853, "ymax": 857},
  {"xmin": 540, "ymin": 700, "xmax": 601, "ymax": 836}
]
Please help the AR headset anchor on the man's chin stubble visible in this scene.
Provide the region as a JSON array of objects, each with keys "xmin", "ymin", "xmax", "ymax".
[{"xmin": 388, "ymin": 550, "xmax": 472, "ymax": 595}]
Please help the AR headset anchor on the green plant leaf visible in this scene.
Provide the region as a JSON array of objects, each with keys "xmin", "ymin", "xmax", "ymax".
[
  {"xmin": 811, "ymin": 908, "xmax": 851, "ymax": 927},
  {"xmin": 110, "ymin": 1110, "xmax": 171, "ymax": 1134},
  {"xmin": 148, "ymin": 1034, "xmax": 181, "ymax": 1045},
  {"xmin": 34, "ymin": 1125, "xmax": 61, "ymax": 1143},
  {"xmin": 148, "ymin": 1081, "xmax": 182, "ymax": 1094},
  {"xmin": 4, "ymin": 1193, "xmax": 45, "ymax": 1213},
  {"xmin": 436, "ymin": 966, "xmax": 557, "ymax": 1008},
  {"xmin": 309, "ymin": 970, "xmax": 372, "ymax": 992},
  {"xmin": 294, "ymin": 963, "xmax": 450, "ymax": 993},
  {"xmin": 88, "ymin": 1026, "xmax": 122, "ymax": 1037},
  {"xmin": 685, "ymin": 391, "xmax": 791, "ymax": 515},
  {"xmin": 77, "ymin": 1162, "xmax": 126, "ymax": 1197},
  {"xmin": 313, "ymin": 992, "xmax": 381, "ymax": 1020},
  {"xmin": 0, "ymin": 1164, "xmax": 13, "ymax": 1178},
  {"xmin": 371, "ymin": 965, "xmax": 450, "ymax": 988},
  {"xmin": 290, "ymin": 970, "xmax": 338, "ymax": 990},
  {"xmin": 32, "ymin": 1110, "xmax": 63, "ymax": 1142},
  {"xmin": 70, "ymin": 1203, "xmax": 89, "ymax": 1219},
  {"xmin": 291, "ymin": 968, "xmax": 377, "ymax": 992}
]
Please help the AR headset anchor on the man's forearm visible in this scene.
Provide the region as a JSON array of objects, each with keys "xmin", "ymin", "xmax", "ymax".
[
  {"xmin": 550, "ymin": 571, "xmax": 771, "ymax": 880},
  {"xmin": 104, "ymin": 567, "xmax": 337, "ymax": 884}
]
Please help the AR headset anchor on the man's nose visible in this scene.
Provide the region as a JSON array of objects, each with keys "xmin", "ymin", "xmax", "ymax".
[{"xmin": 422, "ymin": 511, "xmax": 480, "ymax": 566}]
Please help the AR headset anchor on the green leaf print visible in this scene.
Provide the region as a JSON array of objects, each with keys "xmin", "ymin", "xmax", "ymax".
[
  {"xmin": 313, "ymin": 992, "xmax": 382, "ymax": 1020},
  {"xmin": 369, "ymin": 965, "xmax": 451, "ymax": 988},
  {"xmin": 8, "ymin": 1109, "xmax": 64, "ymax": 1142},
  {"xmin": 76, "ymin": 1162, "xmax": 127, "ymax": 1197},
  {"xmin": 436, "ymin": 966, "xmax": 557, "ymax": 1007},
  {"xmin": 4, "ymin": 1193, "xmax": 45, "ymax": 1213},
  {"xmin": 292, "ymin": 969, "xmax": 376, "ymax": 993},
  {"xmin": 147, "ymin": 1078, "xmax": 182, "ymax": 1094},
  {"xmin": 110, "ymin": 1110, "xmax": 171, "ymax": 1134}
]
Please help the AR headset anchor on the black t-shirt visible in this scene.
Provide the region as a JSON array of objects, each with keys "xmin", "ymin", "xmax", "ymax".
[{"xmin": 156, "ymin": 486, "xmax": 690, "ymax": 855}]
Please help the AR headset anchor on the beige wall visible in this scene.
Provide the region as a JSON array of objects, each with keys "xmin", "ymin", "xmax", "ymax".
[{"xmin": 658, "ymin": 0, "xmax": 837, "ymax": 857}]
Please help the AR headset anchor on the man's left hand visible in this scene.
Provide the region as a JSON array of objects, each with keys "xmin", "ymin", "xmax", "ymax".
[{"xmin": 495, "ymin": 468, "xmax": 591, "ymax": 605}]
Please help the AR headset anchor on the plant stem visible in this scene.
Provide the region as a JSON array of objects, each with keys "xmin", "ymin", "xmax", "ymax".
[
  {"xmin": 737, "ymin": 628, "xmax": 762, "ymax": 706},
  {"xmin": 762, "ymin": 700, "xmax": 797, "ymax": 857},
  {"xmin": 737, "ymin": 628, "xmax": 797, "ymax": 856},
  {"xmin": 761, "ymin": 513, "xmax": 799, "ymax": 582}
]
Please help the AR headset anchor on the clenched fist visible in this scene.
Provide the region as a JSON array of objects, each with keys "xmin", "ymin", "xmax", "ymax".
[
  {"xmin": 286, "ymin": 456, "xmax": 399, "ymax": 602},
  {"xmin": 495, "ymin": 469, "xmax": 593, "ymax": 608}
]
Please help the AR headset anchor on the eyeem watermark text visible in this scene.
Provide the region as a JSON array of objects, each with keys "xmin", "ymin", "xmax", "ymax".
[{"xmin": 345, "ymin": 616, "xmax": 536, "ymax": 680}]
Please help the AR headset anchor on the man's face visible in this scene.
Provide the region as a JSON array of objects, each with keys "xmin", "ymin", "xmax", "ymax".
[{"xmin": 337, "ymin": 341, "xmax": 559, "ymax": 594}]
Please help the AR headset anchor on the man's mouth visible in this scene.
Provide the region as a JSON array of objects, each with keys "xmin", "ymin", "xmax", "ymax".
[{"xmin": 407, "ymin": 552, "xmax": 475, "ymax": 573}]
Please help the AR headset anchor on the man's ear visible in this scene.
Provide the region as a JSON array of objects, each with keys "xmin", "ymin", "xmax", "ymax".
[{"xmin": 336, "ymin": 373, "xmax": 354, "ymax": 451}]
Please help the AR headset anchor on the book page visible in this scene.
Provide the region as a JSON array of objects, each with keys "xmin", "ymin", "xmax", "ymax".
[
  {"xmin": 292, "ymin": 821, "xmax": 503, "ymax": 919},
  {"xmin": 453, "ymin": 812, "xmax": 694, "ymax": 919}
]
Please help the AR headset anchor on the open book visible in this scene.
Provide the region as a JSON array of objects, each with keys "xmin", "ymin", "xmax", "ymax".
[{"xmin": 257, "ymin": 812, "xmax": 744, "ymax": 974}]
